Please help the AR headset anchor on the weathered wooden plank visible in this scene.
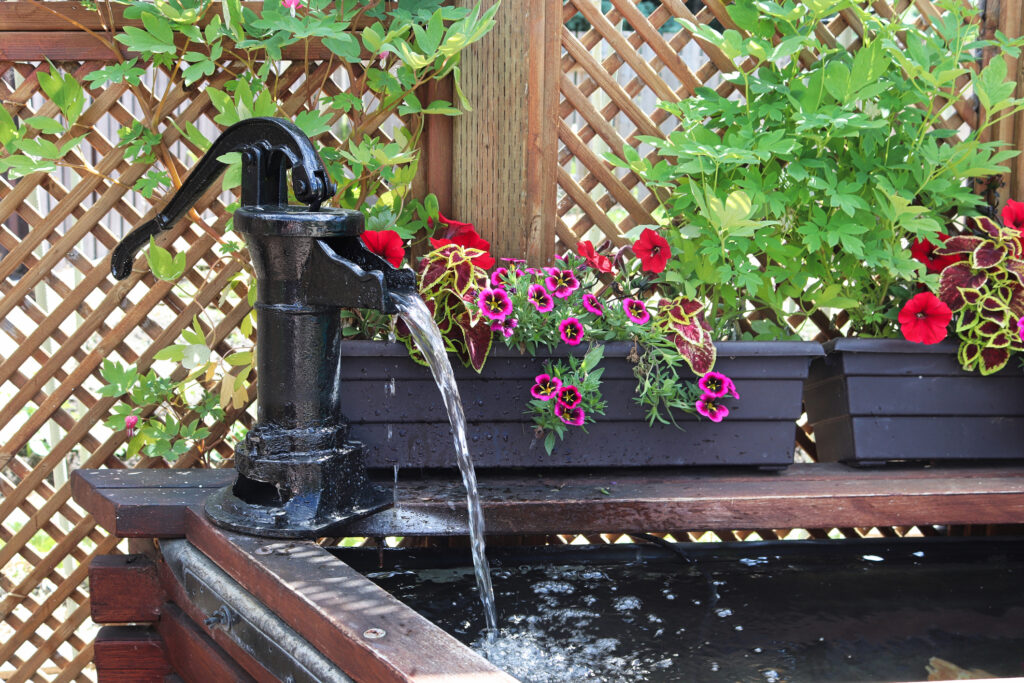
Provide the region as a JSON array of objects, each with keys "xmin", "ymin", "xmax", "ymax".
[
  {"xmin": 184, "ymin": 510, "xmax": 515, "ymax": 682},
  {"xmin": 93, "ymin": 626, "xmax": 171, "ymax": 680},
  {"xmin": 72, "ymin": 464, "xmax": 1024, "ymax": 539},
  {"xmin": 89, "ymin": 555, "xmax": 166, "ymax": 624},
  {"xmin": 157, "ymin": 603, "xmax": 256, "ymax": 683}
]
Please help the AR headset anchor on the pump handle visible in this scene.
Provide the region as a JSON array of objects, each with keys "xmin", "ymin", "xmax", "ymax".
[{"xmin": 110, "ymin": 117, "xmax": 336, "ymax": 280}]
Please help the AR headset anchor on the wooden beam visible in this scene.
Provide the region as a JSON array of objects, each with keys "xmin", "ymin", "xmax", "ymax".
[
  {"xmin": 93, "ymin": 626, "xmax": 172, "ymax": 683},
  {"xmin": 73, "ymin": 463, "xmax": 1024, "ymax": 539},
  {"xmin": 157, "ymin": 604, "xmax": 256, "ymax": 683},
  {"xmin": 451, "ymin": 0, "xmax": 558, "ymax": 263},
  {"xmin": 89, "ymin": 555, "xmax": 166, "ymax": 624},
  {"xmin": 184, "ymin": 510, "xmax": 515, "ymax": 682}
]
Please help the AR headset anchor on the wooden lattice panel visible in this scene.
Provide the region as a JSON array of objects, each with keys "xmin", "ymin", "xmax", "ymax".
[{"xmin": 555, "ymin": 0, "xmax": 981, "ymax": 263}]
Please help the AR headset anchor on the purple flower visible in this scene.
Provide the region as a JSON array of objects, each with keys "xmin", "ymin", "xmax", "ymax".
[
  {"xmin": 556, "ymin": 384, "xmax": 582, "ymax": 409},
  {"xmin": 555, "ymin": 402, "xmax": 586, "ymax": 426},
  {"xmin": 490, "ymin": 267, "xmax": 509, "ymax": 287},
  {"xmin": 698, "ymin": 371, "xmax": 733, "ymax": 398},
  {"xmin": 1018, "ymin": 316, "xmax": 1024, "ymax": 342},
  {"xmin": 623, "ymin": 298, "xmax": 650, "ymax": 324},
  {"xmin": 696, "ymin": 394, "xmax": 729, "ymax": 423},
  {"xmin": 559, "ymin": 317, "xmax": 584, "ymax": 345},
  {"xmin": 491, "ymin": 317, "xmax": 518, "ymax": 338},
  {"xmin": 528, "ymin": 284, "xmax": 554, "ymax": 313},
  {"xmin": 478, "ymin": 288, "xmax": 512, "ymax": 320},
  {"xmin": 582, "ymin": 293, "xmax": 604, "ymax": 316},
  {"xmin": 545, "ymin": 269, "xmax": 580, "ymax": 299},
  {"xmin": 530, "ymin": 373, "xmax": 562, "ymax": 401}
]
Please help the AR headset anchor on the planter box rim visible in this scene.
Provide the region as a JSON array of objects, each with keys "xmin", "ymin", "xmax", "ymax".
[
  {"xmin": 340, "ymin": 339, "xmax": 824, "ymax": 359},
  {"xmin": 823, "ymin": 338, "xmax": 959, "ymax": 355}
]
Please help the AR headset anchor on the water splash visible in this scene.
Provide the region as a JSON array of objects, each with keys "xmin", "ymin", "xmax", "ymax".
[{"xmin": 393, "ymin": 292, "xmax": 498, "ymax": 636}]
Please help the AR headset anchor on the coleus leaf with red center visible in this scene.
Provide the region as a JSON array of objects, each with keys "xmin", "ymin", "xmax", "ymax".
[
  {"xmin": 938, "ymin": 264, "xmax": 987, "ymax": 311},
  {"xmin": 653, "ymin": 296, "xmax": 717, "ymax": 376},
  {"xmin": 972, "ymin": 243, "xmax": 1006, "ymax": 269},
  {"xmin": 935, "ymin": 235, "xmax": 984, "ymax": 256},
  {"xmin": 979, "ymin": 347, "xmax": 1011, "ymax": 375},
  {"xmin": 959, "ymin": 342, "xmax": 982, "ymax": 368}
]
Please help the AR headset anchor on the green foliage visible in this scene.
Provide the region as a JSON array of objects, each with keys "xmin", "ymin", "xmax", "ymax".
[{"xmin": 612, "ymin": 0, "xmax": 1024, "ymax": 339}]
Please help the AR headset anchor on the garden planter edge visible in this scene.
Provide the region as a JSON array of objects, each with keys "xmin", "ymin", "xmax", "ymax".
[{"xmin": 339, "ymin": 340, "xmax": 824, "ymax": 470}]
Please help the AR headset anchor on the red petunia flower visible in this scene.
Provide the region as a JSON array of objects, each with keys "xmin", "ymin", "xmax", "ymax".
[
  {"xmin": 633, "ymin": 228, "xmax": 671, "ymax": 274},
  {"xmin": 909, "ymin": 234, "xmax": 960, "ymax": 274},
  {"xmin": 429, "ymin": 213, "xmax": 495, "ymax": 270},
  {"xmin": 577, "ymin": 240, "xmax": 612, "ymax": 273},
  {"xmin": 898, "ymin": 292, "xmax": 952, "ymax": 345},
  {"xmin": 1002, "ymin": 199, "xmax": 1024, "ymax": 231},
  {"xmin": 360, "ymin": 229, "xmax": 405, "ymax": 268}
]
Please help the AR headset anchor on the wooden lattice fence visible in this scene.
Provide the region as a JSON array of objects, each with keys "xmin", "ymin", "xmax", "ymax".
[{"xmin": 1, "ymin": 0, "xmax": 1023, "ymax": 680}]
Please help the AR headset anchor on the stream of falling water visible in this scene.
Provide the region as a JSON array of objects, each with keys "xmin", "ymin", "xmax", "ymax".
[{"xmin": 393, "ymin": 292, "xmax": 499, "ymax": 636}]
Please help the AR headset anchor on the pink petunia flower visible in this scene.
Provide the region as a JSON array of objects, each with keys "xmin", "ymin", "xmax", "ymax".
[
  {"xmin": 528, "ymin": 284, "xmax": 555, "ymax": 313},
  {"xmin": 559, "ymin": 317, "xmax": 584, "ymax": 345},
  {"xmin": 556, "ymin": 385, "xmax": 582, "ymax": 409},
  {"xmin": 282, "ymin": 0, "xmax": 302, "ymax": 15},
  {"xmin": 623, "ymin": 298, "xmax": 650, "ymax": 324},
  {"xmin": 530, "ymin": 373, "xmax": 562, "ymax": 401},
  {"xmin": 698, "ymin": 371, "xmax": 730, "ymax": 398},
  {"xmin": 478, "ymin": 288, "xmax": 512, "ymax": 320},
  {"xmin": 491, "ymin": 317, "xmax": 518, "ymax": 338},
  {"xmin": 555, "ymin": 402, "xmax": 586, "ymax": 426},
  {"xmin": 490, "ymin": 267, "xmax": 509, "ymax": 287},
  {"xmin": 582, "ymin": 293, "xmax": 605, "ymax": 316},
  {"xmin": 696, "ymin": 394, "xmax": 729, "ymax": 423},
  {"xmin": 545, "ymin": 269, "xmax": 580, "ymax": 299}
]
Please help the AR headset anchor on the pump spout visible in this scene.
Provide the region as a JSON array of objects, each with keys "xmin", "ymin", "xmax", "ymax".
[{"xmin": 108, "ymin": 117, "xmax": 416, "ymax": 537}]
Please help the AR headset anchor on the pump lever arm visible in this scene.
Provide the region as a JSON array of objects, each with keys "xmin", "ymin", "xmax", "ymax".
[{"xmin": 110, "ymin": 117, "xmax": 336, "ymax": 280}]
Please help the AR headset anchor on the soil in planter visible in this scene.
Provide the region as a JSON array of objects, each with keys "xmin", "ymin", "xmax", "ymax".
[{"xmin": 340, "ymin": 538, "xmax": 1024, "ymax": 682}]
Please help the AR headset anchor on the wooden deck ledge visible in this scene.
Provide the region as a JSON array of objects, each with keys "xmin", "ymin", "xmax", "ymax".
[{"xmin": 71, "ymin": 463, "xmax": 1024, "ymax": 538}]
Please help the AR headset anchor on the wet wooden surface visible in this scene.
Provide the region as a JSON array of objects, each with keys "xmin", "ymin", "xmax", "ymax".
[
  {"xmin": 184, "ymin": 510, "xmax": 515, "ymax": 682},
  {"xmin": 73, "ymin": 463, "xmax": 1024, "ymax": 537}
]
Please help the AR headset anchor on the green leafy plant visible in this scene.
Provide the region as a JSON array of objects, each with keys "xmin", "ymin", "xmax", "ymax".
[{"xmin": 611, "ymin": 0, "xmax": 1024, "ymax": 340}]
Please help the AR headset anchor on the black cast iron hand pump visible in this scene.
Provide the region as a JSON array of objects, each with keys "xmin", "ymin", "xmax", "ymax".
[{"xmin": 110, "ymin": 117, "xmax": 415, "ymax": 537}]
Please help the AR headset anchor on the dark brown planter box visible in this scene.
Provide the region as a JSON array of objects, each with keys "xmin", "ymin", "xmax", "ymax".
[
  {"xmin": 805, "ymin": 338, "xmax": 1024, "ymax": 465},
  {"xmin": 339, "ymin": 340, "xmax": 823, "ymax": 470}
]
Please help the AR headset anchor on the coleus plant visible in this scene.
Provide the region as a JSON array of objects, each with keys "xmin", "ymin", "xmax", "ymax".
[{"xmin": 934, "ymin": 215, "xmax": 1024, "ymax": 374}]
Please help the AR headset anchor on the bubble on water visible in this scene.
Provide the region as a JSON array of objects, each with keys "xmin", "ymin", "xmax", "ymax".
[
  {"xmin": 739, "ymin": 556, "xmax": 769, "ymax": 566},
  {"xmin": 912, "ymin": 551, "xmax": 925, "ymax": 558},
  {"xmin": 613, "ymin": 596, "xmax": 641, "ymax": 611},
  {"xmin": 763, "ymin": 669, "xmax": 781, "ymax": 682},
  {"xmin": 533, "ymin": 581, "xmax": 575, "ymax": 595},
  {"xmin": 710, "ymin": 661, "xmax": 720, "ymax": 672},
  {"xmin": 862, "ymin": 554, "xmax": 884, "ymax": 562},
  {"xmin": 715, "ymin": 607, "xmax": 733, "ymax": 618},
  {"xmin": 735, "ymin": 625, "xmax": 744, "ymax": 631}
]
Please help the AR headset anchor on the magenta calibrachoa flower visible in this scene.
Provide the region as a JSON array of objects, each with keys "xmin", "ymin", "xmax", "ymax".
[
  {"xmin": 698, "ymin": 371, "xmax": 738, "ymax": 399},
  {"xmin": 582, "ymin": 293, "xmax": 604, "ymax": 316},
  {"xmin": 559, "ymin": 317, "xmax": 584, "ymax": 345},
  {"xmin": 490, "ymin": 267, "xmax": 509, "ymax": 287},
  {"xmin": 555, "ymin": 402, "xmax": 586, "ymax": 426},
  {"xmin": 545, "ymin": 268, "xmax": 580, "ymax": 299},
  {"xmin": 491, "ymin": 317, "xmax": 518, "ymax": 338},
  {"xmin": 478, "ymin": 288, "xmax": 512, "ymax": 320},
  {"xmin": 556, "ymin": 384, "xmax": 582, "ymax": 409},
  {"xmin": 696, "ymin": 394, "xmax": 729, "ymax": 423},
  {"xmin": 623, "ymin": 298, "xmax": 650, "ymax": 324},
  {"xmin": 527, "ymin": 284, "xmax": 555, "ymax": 313},
  {"xmin": 1018, "ymin": 316, "xmax": 1024, "ymax": 342},
  {"xmin": 530, "ymin": 373, "xmax": 562, "ymax": 401}
]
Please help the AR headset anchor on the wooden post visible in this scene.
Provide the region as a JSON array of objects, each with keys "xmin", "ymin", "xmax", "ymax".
[
  {"xmin": 452, "ymin": 0, "xmax": 560, "ymax": 264},
  {"xmin": 982, "ymin": 0, "xmax": 1024, "ymax": 206}
]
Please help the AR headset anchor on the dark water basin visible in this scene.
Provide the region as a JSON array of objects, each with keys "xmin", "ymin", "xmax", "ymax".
[{"xmin": 333, "ymin": 537, "xmax": 1024, "ymax": 682}]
